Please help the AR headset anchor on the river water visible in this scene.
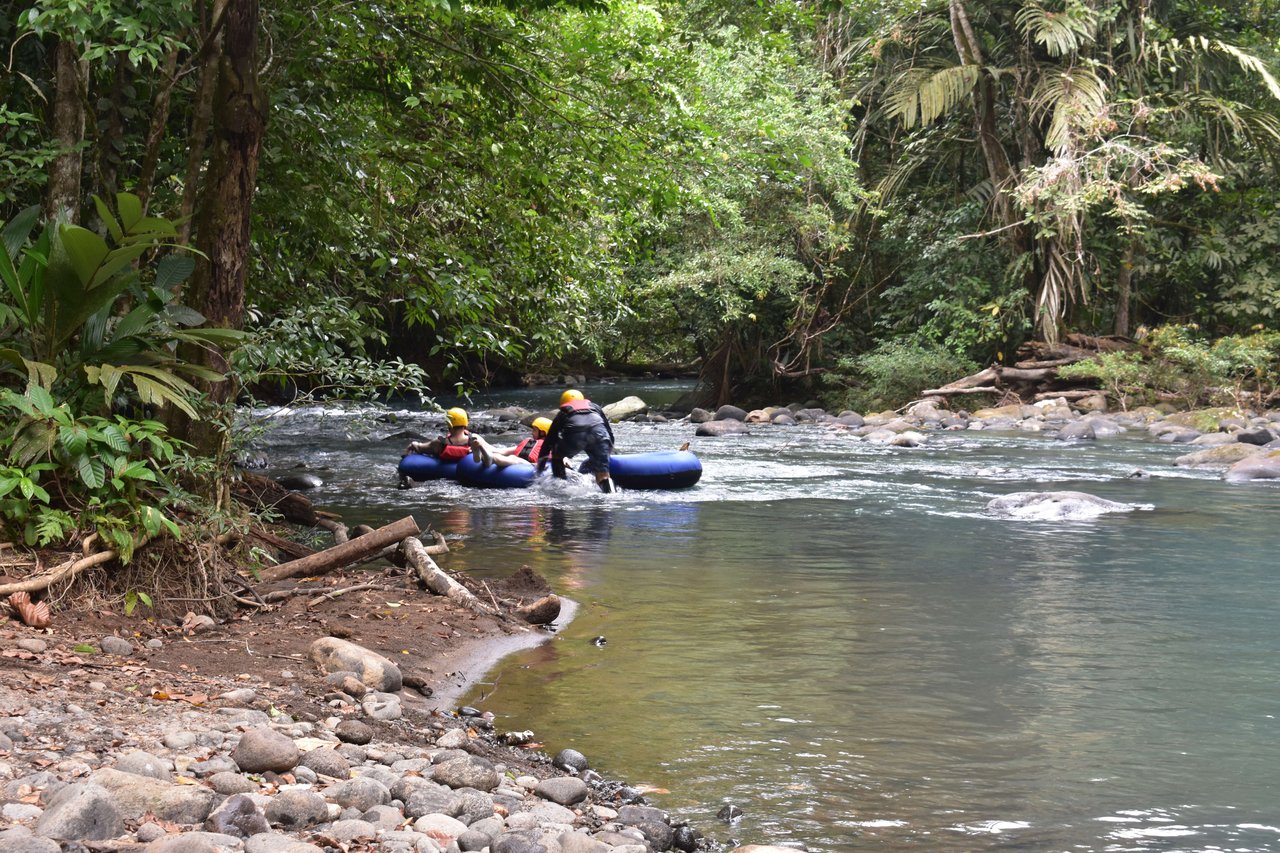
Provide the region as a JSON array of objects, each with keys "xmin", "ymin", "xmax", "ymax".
[{"xmin": 255, "ymin": 381, "xmax": 1280, "ymax": 852}]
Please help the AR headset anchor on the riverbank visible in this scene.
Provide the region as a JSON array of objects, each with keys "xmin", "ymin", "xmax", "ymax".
[{"xmin": 0, "ymin": 564, "xmax": 737, "ymax": 852}]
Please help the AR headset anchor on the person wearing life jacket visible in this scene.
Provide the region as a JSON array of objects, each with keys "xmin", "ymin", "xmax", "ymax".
[
  {"xmin": 468, "ymin": 417, "xmax": 552, "ymax": 468},
  {"xmin": 404, "ymin": 407, "xmax": 472, "ymax": 461},
  {"xmin": 537, "ymin": 389, "xmax": 616, "ymax": 492}
]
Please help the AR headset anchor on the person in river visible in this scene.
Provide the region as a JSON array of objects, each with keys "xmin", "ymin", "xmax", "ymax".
[
  {"xmin": 469, "ymin": 417, "xmax": 552, "ymax": 468},
  {"xmin": 403, "ymin": 407, "xmax": 473, "ymax": 462},
  {"xmin": 536, "ymin": 389, "xmax": 617, "ymax": 492}
]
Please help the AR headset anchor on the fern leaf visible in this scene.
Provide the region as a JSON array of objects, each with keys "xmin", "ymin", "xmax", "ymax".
[{"xmin": 885, "ymin": 65, "xmax": 981, "ymax": 128}]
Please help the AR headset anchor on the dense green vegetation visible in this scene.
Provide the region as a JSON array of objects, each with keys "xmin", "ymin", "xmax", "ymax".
[{"xmin": 2, "ymin": 0, "xmax": 1280, "ymax": 558}]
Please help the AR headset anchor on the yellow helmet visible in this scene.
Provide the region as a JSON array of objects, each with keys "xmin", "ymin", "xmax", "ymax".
[
  {"xmin": 560, "ymin": 389, "xmax": 585, "ymax": 405},
  {"xmin": 445, "ymin": 407, "xmax": 468, "ymax": 428},
  {"xmin": 532, "ymin": 417, "xmax": 553, "ymax": 434}
]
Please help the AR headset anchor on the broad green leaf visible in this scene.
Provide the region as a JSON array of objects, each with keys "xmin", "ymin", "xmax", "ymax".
[
  {"xmin": 155, "ymin": 255, "xmax": 195, "ymax": 292},
  {"xmin": 100, "ymin": 424, "xmax": 130, "ymax": 453},
  {"xmin": 76, "ymin": 454, "xmax": 106, "ymax": 489},
  {"xmin": 92, "ymin": 195, "xmax": 124, "ymax": 243},
  {"xmin": 117, "ymin": 192, "xmax": 144, "ymax": 231},
  {"xmin": 59, "ymin": 424, "xmax": 88, "ymax": 456},
  {"xmin": 59, "ymin": 225, "xmax": 110, "ymax": 288},
  {"xmin": 1, "ymin": 205, "xmax": 39, "ymax": 259}
]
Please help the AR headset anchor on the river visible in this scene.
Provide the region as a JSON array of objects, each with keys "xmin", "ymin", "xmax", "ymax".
[{"xmin": 254, "ymin": 381, "xmax": 1280, "ymax": 852}]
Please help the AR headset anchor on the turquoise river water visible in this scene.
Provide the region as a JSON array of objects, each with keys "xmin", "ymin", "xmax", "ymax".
[{"xmin": 255, "ymin": 382, "xmax": 1280, "ymax": 852}]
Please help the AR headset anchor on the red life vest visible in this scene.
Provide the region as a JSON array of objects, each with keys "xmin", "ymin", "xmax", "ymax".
[
  {"xmin": 560, "ymin": 399, "xmax": 591, "ymax": 414},
  {"xmin": 438, "ymin": 429, "xmax": 471, "ymax": 462},
  {"xmin": 513, "ymin": 437, "xmax": 544, "ymax": 462}
]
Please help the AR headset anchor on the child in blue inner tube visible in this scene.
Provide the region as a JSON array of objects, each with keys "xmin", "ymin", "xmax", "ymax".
[{"xmin": 403, "ymin": 407, "xmax": 472, "ymax": 462}]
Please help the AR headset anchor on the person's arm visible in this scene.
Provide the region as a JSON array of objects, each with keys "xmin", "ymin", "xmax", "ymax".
[{"xmin": 537, "ymin": 416, "xmax": 563, "ymax": 471}]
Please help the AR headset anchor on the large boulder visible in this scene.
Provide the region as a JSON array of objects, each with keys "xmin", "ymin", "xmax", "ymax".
[
  {"xmin": 90, "ymin": 768, "xmax": 217, "ymax": 824},
  {"xmin": 986, "ymin": 491, "xmax": 1144, "ymax": 520},
  {"xmin": 309, "ymin": 637, "xmax": 402, "ymax": 693},
  {"xmin": 1162, "ymin": 407, "xmax": 1245, "ymax": 432},
  {"xmin": 35, "ymin": 782, "xmax": 124, "ymax": 841},
  {"xmin": 602, "ymin": 396, "xmax": 648, "ymax": 421},
  {"xmin": 1175, "ymin": 444, "xmax": 1262, "ymax": 468},
  {"xmin": 713, "ymin": 404, "xmax": 748, "ymax": 421},
  {"xmin": 695, "ymin": 420, "xmax": 749, "ymax": 437},
  {"xmin": 231, "ymin": 728, "xmax": 301, "ymax": 774},
  {"xmin": 1225, "ymin": 449, "xmax": 1280, "ymax": 482}
]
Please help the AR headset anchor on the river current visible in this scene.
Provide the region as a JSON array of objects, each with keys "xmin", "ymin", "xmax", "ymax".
[{"xmin": 254, "ymin": 381, "xmax": 1280, "ymax": 852}]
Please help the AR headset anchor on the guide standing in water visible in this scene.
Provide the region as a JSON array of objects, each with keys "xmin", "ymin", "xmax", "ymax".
[{"xmin": 538, "ymin": 389, "xmax": 616, "ymax": 492}]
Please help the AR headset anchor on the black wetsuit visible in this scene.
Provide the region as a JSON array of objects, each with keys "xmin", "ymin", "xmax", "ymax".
[{"xmin": 539, "ymin": 399, "xmax": 615, "ymax": 476}]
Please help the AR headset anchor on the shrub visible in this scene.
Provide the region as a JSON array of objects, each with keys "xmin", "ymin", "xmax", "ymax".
[{"xmin": 824, "ymin": 339, "xmax": 977, "ymax": 412}]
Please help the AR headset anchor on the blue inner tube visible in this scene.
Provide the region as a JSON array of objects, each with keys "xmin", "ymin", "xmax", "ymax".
[
  {"xmin": 607, "ymin": 450, "xmax": 702, "ymax": 490},
  {"xmin": 456, "ymin": 455, "xmax": 539, "ymax": 489},
  {"xmin": 398, "ymin": 453, "xmax": 458, "ymax": 482}
]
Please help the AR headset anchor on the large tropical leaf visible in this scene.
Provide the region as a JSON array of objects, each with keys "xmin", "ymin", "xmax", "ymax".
[
  {"xmin": 1015, "ymin": 1, "xmax": 1097, "ymax": 57},
  {"xmin": 884, "ymin": 64, "xmax": 981, "ymax": 129},
  {"xmin": 1030, "ymin": 69, "xmax": 1108, "ymax": 154}
]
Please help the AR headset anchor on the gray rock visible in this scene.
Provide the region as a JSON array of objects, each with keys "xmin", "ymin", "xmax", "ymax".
[
  {"xmin": 191, "ymin": 757, "xmax": 239, "ymax": 777},
  {"xmin": 277, "ymin": 472, "xmax": 322, "ymax": 490},
  {"xmin": 91, "ymin": 767, "xmax": 217, "ymax": 823},
  {"xmin": 245, "ymin": 833, "xmax": 325, "ymax": 853},
  {"xmin": 15, "ymin": 638, "xmax": 47, "ymax": 654},
  {"xmin": 433, "ymin": 756, "xmax": 500, "ymax": 792},
  {"xmin": 0, "ymin": 827, "xmax": 60, "ymax": 853},
  {"xmin": 986, "ymin": 491, "xmax": 1139, "ymax": 520},
  {"xmin": 1225, "ymin": 449, "xmax": 1280, "ymax": 482},
  {"xmin": 459, "ymin": 828, "xmax": 495, "ymax": 851},
  {"xmin": 601, "ymin": 396, "xmax": 648, "ymax": 421},
  {"xmin": 618, "ymin": 805, "xmax": 674, "ymax": 851},
  {"xmin": 209, "ymin": 772, "xmax": 259, "ymax": 795},
  {"xmin": 362, "ymin": 804, "xmax": 405, "ymax": 831},
  {"xmin": 1153, "ymin": 425, "xmax": 1202, "ymax": 443},
  {"xmin": 400, "ymin": 780, "xmax": 455, "ymax": 818},
  {"xmin": 264, "ymin": 789, "xmax": 328, "ymax": 830},
  {"xmin": 535, "ymin": 777, "xmax": 588, "ymax": 807},
  {"xmin": 100, "ymin": 635, "xmax": 134, "ymax": 656},
  {"xmin": 1175, "ymin": 444, "xmax": 1261, "ymax": 468},
  {"xmin": 1237, "ymin": 426, "xmax": 1277, "ymax": 446},
  {"xmin": 769, "ymin": 413, "xmax": 796, "ymax": 426},
  {"xmin": 35, "ymin": 782, "xmax": 124, "ymax": 841},
  {"xmin": 553, "ymin": 749, "xmax": 589, "ymax": 773},
  {"xmin": 327, "ymin": 776, "xmax": 391, "ymax": 811},
  {"xmin": 522, "ymin": 800, "xmax": 577, "ymax": 825},
  {"xmin": 361, "ymin": 691, "xmax": 402, "ymax": 721},
  {"xmin": 1055, "ymin": 420, "xmax": 1096, "ymax": 440},
  {"xmin": 163, "ymin": 729, "xmax": 199, "ymax": 751},
  {"xmin": 298, "ymin": 747, "xmax": 350, "ymax": 779},
  {"xmin": 309, "ymin": 638, "xmax": 403, "ymax": 693},
  {"xmin": 206, "ymin": 793, "xmax": 270, "ymax": 839},
  {"xmin": 232, "ymin": 727, "xmax": 300, "ymax": 774},
  {"xmin": 218, "ymin": 688, "xmax": 258, "ymax": 704},
  {"xmin": 145, "ymin": 830, "xmax": 244, "ymax": 852},
  {"xmin": 334, "ymin": 720, "xmax": 373, "ymax": 745},
  {"xmin": 436, "ymin": 728, "xmax": 471, "ymax": 750},
  {"xmin": 136, "ymin": 822, "xmax": 168, "ymax": 843},
  {"xmin": 335, "ymin": 743, "xmax": 367, "ymax": 764},
  {"xmin": 114, "ymin": 750, "xmax": 173, "ymax": 781},
  {"xmin": 687, "ymin": 408, "xmax": 713, "ymax": 424},
  {"xmin": 328, "ymin": 819, "xmax": 378, "ymax": 843},
  {"xmin": 714, "ymin": 404, "xmax": 748, "ymax": 421},
  {"xmin": 1, "ymin": 802, "xmax": 41, "ymax": 822},
  {"xmin": 493, "ymin": 829, "xmax": 549, "ymax": 853},
  {"xmin": 560, "ymin": 832, "xmax": 611, "ymax": 853},
  {"xmin": 695, "ymin": 419, "xmax": 749, "ymax": 437},
  {"xmin": 414, "ymin": 813, "xmax": 469, "ymax": 844},
  {"xmin": 1189, "ymin": 431, "xmax": 1237, "ymax": 446}
]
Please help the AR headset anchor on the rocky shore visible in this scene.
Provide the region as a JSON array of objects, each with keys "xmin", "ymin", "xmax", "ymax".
[{"xmin": 0, "ymin": 626, "xmax": 774, "ymax": 853}]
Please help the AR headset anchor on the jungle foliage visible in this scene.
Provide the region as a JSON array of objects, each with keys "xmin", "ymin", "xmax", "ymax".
[{"xmin": 2, "ymin": 0, "xmax": 1280, "ymax": 556}]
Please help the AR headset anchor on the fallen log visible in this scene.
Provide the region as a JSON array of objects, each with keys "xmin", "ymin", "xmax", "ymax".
[
  {"xmin": 257, "ymin": 515, "xmax": 420, "ymax": 584},
  {"xmin": 317, "ymin": 517, "xmax": 349, "ymax": 546},
  {"xmin": 920, "ymin": 385, "xmax": 1002, "ymax": 396},
  {"xmin": 402, "ymin": 536, "xmax": 495, "ymax": 616},
  {"xmin": 1034, "ymin": 389, "xmax": 1107, "ymax": 401},
  {"xmin": 248, "ymin": 528, "xmax": 315, "ymax": 561},
  {"xmin": 233, "ymin": 471, "xmax": 318, "ymax": 526},
  {"xmin": 0, "ymin": 549, "xmax": 121, "ymax": 596}
]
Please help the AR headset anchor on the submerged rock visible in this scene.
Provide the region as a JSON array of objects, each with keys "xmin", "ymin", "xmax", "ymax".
[{"xmin": 985, "ymin": 491, "xmax": 1146, "ymax": 520}]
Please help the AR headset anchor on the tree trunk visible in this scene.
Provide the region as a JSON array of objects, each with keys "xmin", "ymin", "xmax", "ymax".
[
  {"xmin": 137, "ymin": 49, "xmax": 181, "ymax": 208},
  {"xmin": 97, "ymin": 56, "xmax": 129, "ymax": 200},
  {"xmin": 46, "ymin": 39, "xmax": 88, "ymax": 222},
  {"xmin": 180, "ymin": 0, "xmax": 230, "ymax": 244},
  {"xmin": 1114, "ymin": 237, "xmax": 1138, "ymax": 337},
  {"xmin": 183, "ymin": 0, "xmax": 267, "ymax": 453}
]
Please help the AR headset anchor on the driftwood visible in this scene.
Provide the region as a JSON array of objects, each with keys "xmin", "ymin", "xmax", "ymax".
[
  {"xmin": 921, "ymin": 385, "xmax": 1001, "ymax": 397},
  {"xmin": 1034, "ymin": 389, "xmax": 1108, "ymax": 401},
  {"xmin": 248, "ymin": 528, "xmax": 315, "ymax": 561},
  {"xmin": 0, "ymin": 549, "xmax": 120, "ymax": 596},
  {"xmin": 923, "ymin": 336, "xmax": 1139, "ymax": 403},
  {"xmin": 402, "ymin": 536, "xmax": 495, "ymax": 616},
  {"xmin": 234, "ymin": 471, "xmax": 318, "ymax": 526},
  {"xmin": 317, "ymin": 517, "xmax": 349, "ymax": 546},
  {"xmin": 257, "ymin": 516, "xmax": 420, "ymax": 584}
]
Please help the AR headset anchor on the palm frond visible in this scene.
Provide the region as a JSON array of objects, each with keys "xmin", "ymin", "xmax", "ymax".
[
  {"xmin": 1015, "ymin": 1, "xmax": 1098, "ymax": 57},
  {"xmin": 885, "ymin": 64, "xmax": 981, "ymax": 129},
  {"xmin": 1030, "ymin": 69, "xmax": 1108, "ymax": 154}
]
